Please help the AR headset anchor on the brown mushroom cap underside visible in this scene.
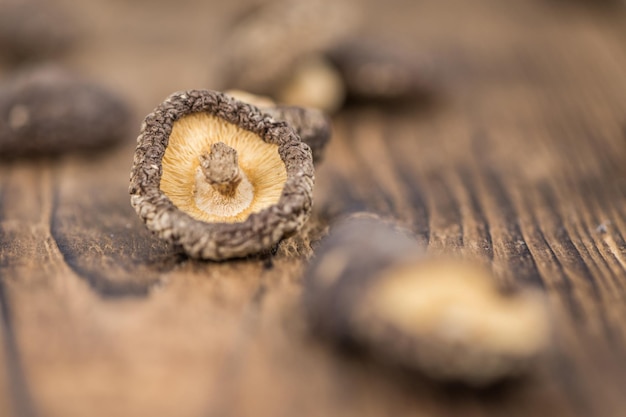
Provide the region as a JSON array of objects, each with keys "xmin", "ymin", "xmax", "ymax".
[
  {"xmin": 304, "ymin": 216, "xmax": 550, "ymax": 386},
  {"xmin": 353, "ymin": 260, "xmax": 550, "ymax": 385},
  {"xmin": 129, "ymin": 90, "xmax": 314, "ymax": 260},
  {"xmin": 160, "ymin": 112, "xmax": 289, "ymax": 223}
]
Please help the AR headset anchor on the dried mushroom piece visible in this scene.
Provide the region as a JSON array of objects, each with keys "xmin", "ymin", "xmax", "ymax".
[
  {"xmin": 0, "ymin": 65, "xmax": 132, "ymax": 158},
  {"xmin": 0, "ymin": 0, "xmax": 77, "ymax": 63},
  {"xmin": 226, "ymin": 90, "xmax": 332, "ymax": 162},
  {"xmin": 275, "ymin": 55, "xmax": 346, "ymax": 113},
  {"xmin": 304, "ymin": 216, "xmax": 551, "ymax": 386},
  {"xmin": 129, "ymin": 90, "xmax": 314, "ymax": 261},
  {"xmin": 215, "ymin": 0, "xmax": 359, "ymax": 113},
  {"xmin": 216, "ymin": 0, "xmax": 435, "ymax": 112},
  {"xmin": 264, "ymin": 104, "xmax": 331, "ymax": 163},
  {"xmin": 327, "ymin": 38, "xmax": 434, "ymax": 102}
]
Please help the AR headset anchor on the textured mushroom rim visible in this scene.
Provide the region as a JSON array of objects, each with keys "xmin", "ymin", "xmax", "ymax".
[{"xmin": 129, "ymin": 89, "xmax": 314, "ymax": 255}]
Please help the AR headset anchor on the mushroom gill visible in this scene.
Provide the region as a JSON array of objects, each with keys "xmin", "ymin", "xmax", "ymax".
[
  {"xmin": 359, "ymin": 260, "xmax": 550, "ymax": 359},
  {"xmin": 160, "ymin": 112, "xmax": 287, "ymax": 223}
]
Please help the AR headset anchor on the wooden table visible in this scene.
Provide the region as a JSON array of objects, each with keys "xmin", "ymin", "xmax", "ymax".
[{"xmin": 1, "ymin": 0, "xmax": 625, "ymax": 416}]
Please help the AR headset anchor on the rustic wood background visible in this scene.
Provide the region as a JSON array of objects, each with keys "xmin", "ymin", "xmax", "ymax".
[{"xmin": 1, "ymin": 0, "xmax": 626, "ymax": 416}]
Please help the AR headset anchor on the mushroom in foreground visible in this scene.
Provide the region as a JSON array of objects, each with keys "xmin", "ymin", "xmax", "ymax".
[
  {"xmin": 129, "ymin": 90, "xmax": 314, "ymax": 261},
  {"xmin": 0, "ymin": 65, "xmax": 132, "ymax": 158},
  {"xmin": 226, "ymin": 90, "xmax": 332, "ymax": 163},
  {"xmin": 304, "ymin": 215, "xmax": 552, "ymax": 386}
]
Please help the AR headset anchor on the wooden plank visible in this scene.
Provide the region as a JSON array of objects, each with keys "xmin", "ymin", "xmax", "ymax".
[
  {"xmin": 0, "ymin": 157, "xmax": 258, "ymax": 417},
  {"xmin": 0, "ymin": 339, "xmax": 15, "ymax": 417},
  {"xmin": 0, "ymin": 241, "xmax": 17, "ymax": 417},
  {"xmin": 0, "ymin": 0, "xmax": 625, "ymax": 416},
  {"xmin": 0, "ymin": 173, "xmax": 13, "ymax": 417},
  {"xmin": 0, "ymin": 164, "xmax": 43, "ymax": 417}
]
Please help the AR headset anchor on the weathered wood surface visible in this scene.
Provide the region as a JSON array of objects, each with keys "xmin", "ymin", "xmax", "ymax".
[{"xmin": 1, "ymin": 0, "xmax": 626, "ymax": 416}]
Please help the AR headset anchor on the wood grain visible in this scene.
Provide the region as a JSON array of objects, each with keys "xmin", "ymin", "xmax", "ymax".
[{"xmin": 1, "ymin": 0, "xmax": 626, "ymax": 416}]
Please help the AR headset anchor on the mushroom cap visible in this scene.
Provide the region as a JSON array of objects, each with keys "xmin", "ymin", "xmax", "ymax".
[
  {"xmin": 264, "ymin": 104, "xmax": 331, "ymax": 163},
  {"xmin": 354, "ymin": 259, "xmax": 551, "ymax": 385},
  {"xmin": 327, "ymin": 38, "xmax": 434, "ymax": 102},
  {"xmin": 275, "ymin": 54, "xmax": 346, "ymax": 113},
  {"xmin": 0, "ymin": 65, "xmax": 132, "ymax": 158},
  {"xmin": 129, "ymin": 90, "xmax": 314, "ymax": 261},
  {"xmin": 215, "ymin": 0, "xmax": 360, "ymax": 97},
  {"xmin": 304, "ymin": 216, "xmax": 551, "ymax": 385},
  {"xmin": 0, "ymin": 0, "xmax": 77, "ymax": 63},
  {"xmin": 225, "ymin": 90, "xmax": 332, "ymax": 163}
]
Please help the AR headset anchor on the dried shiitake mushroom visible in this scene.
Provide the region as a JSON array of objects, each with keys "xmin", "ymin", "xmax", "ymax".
[
  {"xmin": 215, "ymin": 0, "xmax": 359, "ymax": 113},
  {"xmin": 327, "ymin": 38, "xmax": 434, "ymax": 103},
  {"xmin": 216, "ymin": 0, "xmax": 433, "ymax": 112},
  {"xmin": 226, "ymin": 90, "xmax": 331, "ymax": 162},
  {"xmin": 0, "ymin": 0, "xmax": 77, "ymax": 63},
  {"xmin": 129, "ymin": 90, "xmax": 314, "ymax": 261},
  {"xmin": 275, "ymin": 55, "xmax": 346, "ymax": 113},
  {"xmin": 304, "ymin": 215, "xmax": 551, "ymax": 386},
  {"xmin": 0, "ymin": 65, "xmax": 132, "ymax": 158}
]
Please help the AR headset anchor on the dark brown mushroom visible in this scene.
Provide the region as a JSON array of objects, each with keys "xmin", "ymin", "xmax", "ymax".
[
  {"xmin": 265, "ymin": 104, "xmax": 331, "ymax": 163},
  {"xmin": 327, "ymin": 38, "xmax": 435, "ymax": 103},
  {"xmin": 0, "ymin": 65, "xmax": 132, "ymax": 158},
  {"xmin": 214, "ymin": 0, "xmax": 360, "ymax": 113},
  {"xmin": 304, "ymin": 215, "xmax": 551, "ymax": 386},
  {"xmin": 215, "ymin": 0, "xmax": 437, "ymax": 112},
  {"xmin": 0, "ymin": 0, "xmax": 77, "ymax": 64},
  {"xmin": 129, "ymin": 90, "xmax": 314, "ymax": 261},
  {"xmin": 226, "ymin": 90, "xmax": 332, "ymax": 163}
]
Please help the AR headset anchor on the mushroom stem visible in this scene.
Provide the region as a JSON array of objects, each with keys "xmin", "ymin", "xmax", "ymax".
[{"xmin": 199, "ymin": 142, "xmax": 242, "ymax": 196}]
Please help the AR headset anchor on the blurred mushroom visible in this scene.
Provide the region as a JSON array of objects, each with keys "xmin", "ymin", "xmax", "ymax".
[
  {"xmin": 0, "ymin": 0, "xmax": 77, "ymax": 64},
  {"xmin": 304, "ymin": 215, "xmax": 552, "ymax": 386},
  {"xmin": 226, "ymin": 90, "xmax": 332, "ymax": 162},
  {"xmin": 215, "ymin": 0, "xmax": 360, "ymax": 113},
  {"xmin": 276, "ymin": 54, "xmax": 346, "ymax": 113},
  {"xmin": 327, "ymin": 38, "xmax": 434, "ymax": 103},
  {"xmin": 216, "ymin": 0, "xmax": 436, "ymax": 112},
  {"xmin": 129, "ymin": 90, "xmax": 314, "ymax": 261},
  {"xmin": 0, "ymin": 65, "xmax": 132, "ymax": 158}
]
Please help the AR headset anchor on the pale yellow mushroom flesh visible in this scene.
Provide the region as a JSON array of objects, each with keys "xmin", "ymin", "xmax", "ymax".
[
  {"xmin": 160, "ymin": 112, "xmax": 287, "ymax": 223},
  {"xmin": 358, "ymin": 261, "xmax": 551, "ymax": 357},
  {"xmin": 277, "ymin": 55, "xmax": 346, "ymax": 114}
]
